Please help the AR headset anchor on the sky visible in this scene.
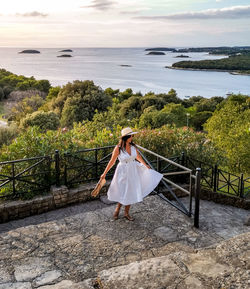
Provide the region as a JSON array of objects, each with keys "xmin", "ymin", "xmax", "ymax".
[{"xmin": 0, "ymin": 0, "xmax": 250, "ymax": 47}]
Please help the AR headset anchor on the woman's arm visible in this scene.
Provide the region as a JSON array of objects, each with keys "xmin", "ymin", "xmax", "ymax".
[
  {"xmin": 100, "ymin": 145, "xmax": 119, "ymax": 179},
  {"xmin": 135, "ymin": 147, "xmax": 150, "ymax": 168}
]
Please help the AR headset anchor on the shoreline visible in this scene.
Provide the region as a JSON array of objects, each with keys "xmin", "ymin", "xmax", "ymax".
[{"xmin": 165, "ymin": 66, "xmax": 250, "ymax": 76}]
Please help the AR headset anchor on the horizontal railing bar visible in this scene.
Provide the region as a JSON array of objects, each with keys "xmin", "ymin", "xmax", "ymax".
[
  {"xmin": 137, "ymin": 145, "xmax": 192, "ymax": 172},
  {"xmin": 0, "ymin": 156, "xmax": 49, "ymax": 165},
  {"xmin": 163, "ymin": 171, "xmax": 191, "ymax": 176},
  {"xmin": 162, "ymin": 177, "xmax": 191, "ymax": 195},
  {"xmin": 66, "ymin": 145, "xmax": 115, "ymax": 154}
]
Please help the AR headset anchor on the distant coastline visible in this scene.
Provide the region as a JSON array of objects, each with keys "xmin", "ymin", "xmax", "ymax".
[{"xmin": 165, "ymin": 66, "xmax": 250, "ymax": 75}]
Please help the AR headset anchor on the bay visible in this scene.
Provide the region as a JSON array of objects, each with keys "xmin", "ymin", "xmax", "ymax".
[{"xmin": 0, "ymin": 47, "xmax": 249, "ymax": 98}]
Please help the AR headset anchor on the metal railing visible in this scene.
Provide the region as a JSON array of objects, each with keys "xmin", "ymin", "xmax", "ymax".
[
  {"xmin": 137, "ymin": 145, "xmax": 201, "ymax": 228},
  {"xmin": 185, "ymin": 156, "xmax": 250, "ymax": 198},
  {"xmin": 61, "ymin": 145, "xmax": 116, "ymax": 187},
  {"xmin": 0, "ymin": 155, "xmax": 52, "ymax": 199}
]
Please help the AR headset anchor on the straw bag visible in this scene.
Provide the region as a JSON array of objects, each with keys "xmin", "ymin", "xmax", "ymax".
[{"xmin": 91, "ymin": 178, "xmax": 106, "ymax": 197}]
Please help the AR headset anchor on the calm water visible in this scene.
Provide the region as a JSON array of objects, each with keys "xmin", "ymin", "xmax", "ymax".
[{"xmin": 0, "ymin": 47, "xmax": 250, "ymax": 98}]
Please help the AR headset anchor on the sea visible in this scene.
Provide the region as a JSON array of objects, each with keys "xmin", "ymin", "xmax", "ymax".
[{"xmin": 0, "ymin": 47, "xmax": 250, "ymax": 98}]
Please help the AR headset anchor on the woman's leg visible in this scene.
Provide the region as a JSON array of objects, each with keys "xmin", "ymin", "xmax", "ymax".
[
  {"xmin": 113, "ymin": 203, "xmax": 122, "ymax": 219},
  {"xmin": 124, "ymin": 205, "xmax": 134, "ymax": 221}
]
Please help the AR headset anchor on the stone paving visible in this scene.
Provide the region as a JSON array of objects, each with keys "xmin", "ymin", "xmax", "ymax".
[{"xmin": 0, "ymin": 195, "xmax": 249, "ymax": 289}]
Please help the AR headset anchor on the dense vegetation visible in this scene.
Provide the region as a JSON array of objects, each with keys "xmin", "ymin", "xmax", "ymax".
[
  {"xmin": 172, "ymin": 54, "xmax": 250, "ymax": 73},
  {"xmin": 0, "ymin": 68, "xmax": 249, "ymax": 199},
  {"xmin": 146, "ymin": 46, "xmax": 250, "ymax": 55},
  {"xmin": 0, "ymin": 69, "xmax": 51, "ymax": 99}
]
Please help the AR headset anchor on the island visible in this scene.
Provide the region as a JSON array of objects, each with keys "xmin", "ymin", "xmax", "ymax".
[
  {"xmin": 174, "ymin": 55, "xmax": 190, "ymax": 58},
  {"xmin": 147, "ymin": 51, "xmax": 165, "ymax": 55},
  {"xmin": 120, "ymin": 65, "xmax": 132, "ymax": 67},
  {"xmin": 57, "ymin": 54, "xmax": 72, "ymax": 58},
  {"xmin": 19, "ymin": 50, "xmax": 40, "ymax": 54},
  {"xmin": 145, "ymin": 47, "xmax": 176, "ymax": 52},
  {"xmin": 59, "ymin": 49, "xmax": 73, "ymax": 52},
  {"xmin": 175, "ymin": 46, "xmax": 250, "ymax": 55},
  {"xmin": 166, "ymin": 53, "xmax": 250, "ymax": 75}
]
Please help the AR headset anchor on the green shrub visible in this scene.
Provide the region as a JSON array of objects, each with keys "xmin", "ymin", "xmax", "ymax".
[{"xmin": 21, "ymin": 111, "xmax": 60, "ymax": 131}]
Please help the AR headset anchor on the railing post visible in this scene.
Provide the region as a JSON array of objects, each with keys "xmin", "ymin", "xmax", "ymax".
[
  {"xmin": 45, "ymin": 156, "xmax": 51, "ymax": 188},
  {"xmin": 55, "ymin": 150, "xmax": 60, "ymax": 187},
  {"xmin": 240, "ymin": 173, "xmax": 244, "ymax": 198},
  {"xmin": 64, "ymin": 152, "xmax": 68, "ymax": 186},
  {"xmin": 12, "ymin": 163, "xmax": 16, "ymax": 196},
  {"xmin": 95, "ymin": 149, "xmax": 98, "ymax": 180},
  {"xmin": 213, "ymin": 164, "xmax": 218, "ymax": 192},
  {"xmin": 194, "ymin": 168, "xmax": 201, "ymax": 228},
  {"xmin": 181, "ymin": 152, "xmax": 185, "ymax": 166}
]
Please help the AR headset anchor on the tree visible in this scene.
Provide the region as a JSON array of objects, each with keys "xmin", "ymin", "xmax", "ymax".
[
  {"xmin": 195, "ymin": 96, "xmax": 224, "ymax": 113},
  {"xmin": 158, "ymin": 89, "xmax": 182, "ymax": 104},
  {"xmin": 161, "ymin": 103, "xmax": 186, "ymax": 127},
  {"xmin": 205, "ymin": 95, "xmax": 250, "ymax": 173},
  {"xmin": 191, "ymin": 111, "xmax": 213, "ymax": 131},
  {"xmin": 9, "ymin": 95, "xmax": 45, "ymax": 122},
  {"xmin": 120, "ymin": 95, "xmax": 142, "ymax": 119},
  {"xmin": 21, "ymin": 111, "xmax": 60, "ymax": 131},
  {"xmin": 0, "ymin": 87, "xmax": 4, "ymax": 100},
  {"xmin": 53, "ymin": 80, "xmax": 112, "ymax": 127}
]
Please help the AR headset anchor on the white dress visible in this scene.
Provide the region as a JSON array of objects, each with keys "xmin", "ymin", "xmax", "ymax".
[{"xmin": 107, "ymin": 145, "xmax": 163, "ymax": 205}]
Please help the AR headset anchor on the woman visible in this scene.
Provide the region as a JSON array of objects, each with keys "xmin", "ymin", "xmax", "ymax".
[{"xmin": 100, "ymin": 127, "xmax": 163, "ymax": 221}]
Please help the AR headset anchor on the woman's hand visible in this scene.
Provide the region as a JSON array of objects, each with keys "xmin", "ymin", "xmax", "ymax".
[{"xmin": 100, "ymin": 173, "xmax": 106, "ymax": 180}]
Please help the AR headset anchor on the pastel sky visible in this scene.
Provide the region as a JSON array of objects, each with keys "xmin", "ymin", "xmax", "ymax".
[{"xmin": 1, "ymin": 0, "xmax": 250, "ymax": 47}]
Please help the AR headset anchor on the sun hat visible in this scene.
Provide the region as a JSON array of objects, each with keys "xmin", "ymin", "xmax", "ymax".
[{"xmin": 121, "ymin": 127, "xmax": 138, "ymax": 137}]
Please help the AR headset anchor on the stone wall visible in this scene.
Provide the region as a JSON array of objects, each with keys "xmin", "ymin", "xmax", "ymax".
[
  {"xmin": 0, "ymin": 182, "xmax": 248, "ymax": 224},
  {"xmin": 200, "ymin": 188, "xmax": 249, "ymax": 210},
  {"xmin": 0, "ymin": 182, "xmax": 109, "ymax": 223}
]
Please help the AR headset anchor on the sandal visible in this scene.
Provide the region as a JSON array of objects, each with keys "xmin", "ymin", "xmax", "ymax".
[
  {"xmin": 113, "ymin": 210, "xmax": 120, "ymax": 220},
  {"xmin": 124, "ymin": 214, "xmax": 134, "ymax": 221}
]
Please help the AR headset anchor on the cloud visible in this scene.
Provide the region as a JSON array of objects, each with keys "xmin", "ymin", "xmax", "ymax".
[
  {"xmin": 120, "ymin": 10, "xmax": 141, "ymax": 15},
  {"xmin": 135, "ymin": 5, "xmax": 250, "ymax": 20},
  {"xmin": 81, "ymin": 0, "xmax": 116, "ymax": 11},
  {"xmin": 16, "ymin": 11, "xmax": 48, "ymax": 17}
]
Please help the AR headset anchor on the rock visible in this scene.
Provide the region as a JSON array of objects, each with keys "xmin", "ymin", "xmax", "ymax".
[
  {"xmin": 0, "ymin": 283, "xmax": 32, "ymax": 289},
  {"xmin": 33, "ymin": 270, "xmax": 62, "ymax": 287},
  {"xmin": 175, "ymin": 54, "xmax": 190, "ymax": 58},
  {"xmin": 59, "ymin": 49, "xmax": 73, "ymax": 52},
  {"xmin": 18, "ymin": 50, "xmax": 40, "ymax": 54},
  {"xmin": 57, "ymin": 54, "xmax": 72, "ymax": 58},
  {"xmin": 153, "ymin": 226, "xmax": 178, "ymax": 242},
  {"xmin": 183, "ymin": 252, "xmax": 233, "ymax": 277},
  {"xmin": 0, "ymin": 267, "xmax": 12, "ymax": 283},
  {"xmin": 146, "ymin": 51, "xmax": 165, "ymax": 55},
  {"xmin": 36, "ymin": 280, "xmax": 74, "ymax": 289},
  {"xmin": 244, "ymin": 216, "xmax": 250, "ymax": 226},
  {"xmin": 91, "ymin": 256, "xmax": 184, "ymax": 289},
  {"xmin": 14, "ymin": 257, "xmax": 53, "ymax": 281}
]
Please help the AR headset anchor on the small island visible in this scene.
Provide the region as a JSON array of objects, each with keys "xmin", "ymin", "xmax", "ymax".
[
  {"xmin": 145, "ymin": 47, "xmax": 176, "ymax": 52},
  {"xmin": 19, "ymin": 50, "xmax": 40, "ymax": 54},
  {"xmin": 120, "ymin": 64, "xmax": 132, "ymax": 67},
  {"xmin": 57, "ymin": 54, "xmax": 72, "ymax": 58},
  {"xmin": 175, "ymin": 55, "xmax": 190, "ymax": 58},
  {"xmin": 59, "ymin": 49, "xmax": 73, "ymax": 52},
  {"xmin": 147, "ymin": 51, "xmax": 165, "ymax": 55}
]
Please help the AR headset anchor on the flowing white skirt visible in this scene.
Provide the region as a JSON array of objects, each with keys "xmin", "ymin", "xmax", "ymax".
[{"xmin": 107, "ymin": 161, "xmax": 163, "ymax": 205}]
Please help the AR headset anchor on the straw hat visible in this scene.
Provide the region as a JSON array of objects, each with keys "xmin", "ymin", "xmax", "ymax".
[
  {"xmin": 91, "ymin": 178, "xmax": 106, "ymax": 197},
  {"xmin": 121, "ymin": 127, "xmax": 138, "ymax": 137}
]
